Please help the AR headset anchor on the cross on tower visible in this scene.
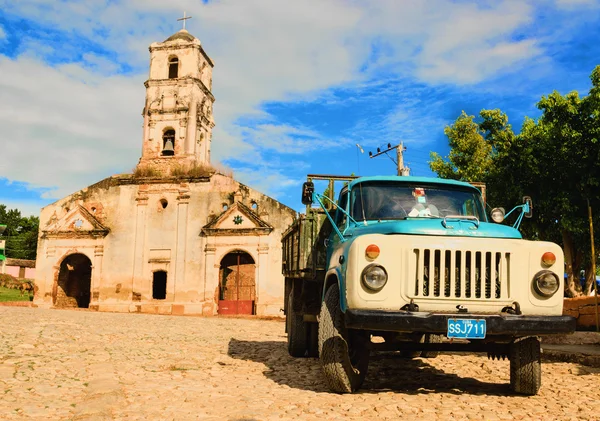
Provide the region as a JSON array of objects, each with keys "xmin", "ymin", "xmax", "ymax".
[{"xmin": 177, "ymin": 11, "xmax": 192, "ymax": 30}]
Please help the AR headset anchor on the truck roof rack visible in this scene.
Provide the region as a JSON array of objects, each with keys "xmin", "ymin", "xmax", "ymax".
[{"xmin": 307, "ymin": 174, "xmax": 360, "ymax": 182}]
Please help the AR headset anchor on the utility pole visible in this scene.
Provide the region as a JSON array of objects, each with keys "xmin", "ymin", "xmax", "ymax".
[
  {"xmin": 369, "ymin": 142, "xmax": 410, "ymax": 176},
  {"xmin": 397, "ymin": 142, "xmax": 409, "ymax": 176}
]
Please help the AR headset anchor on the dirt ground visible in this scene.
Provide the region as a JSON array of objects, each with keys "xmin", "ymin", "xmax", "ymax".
[{"xmin": 1, "ymin": 307, "xmax": 599, "ymax": 421}]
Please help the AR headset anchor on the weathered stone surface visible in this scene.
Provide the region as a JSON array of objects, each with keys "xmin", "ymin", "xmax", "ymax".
[
  {"xmin": 563, "ymin": 296, "xmax": 600, "ymax": 329},
  {"xmin": 33, "ymin": 28, "xmax": 297, "ymax": 318},
  {"xmin": 1, "ymin": 307, "xmax": 600, "ymax": 420}
]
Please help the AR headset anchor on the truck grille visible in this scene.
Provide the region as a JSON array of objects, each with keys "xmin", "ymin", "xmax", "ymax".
[{"xmin": 412, "ymin": 249, "xmax": 511, "ymax": 300}]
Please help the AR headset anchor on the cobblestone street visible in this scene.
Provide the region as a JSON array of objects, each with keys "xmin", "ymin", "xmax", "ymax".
[{"xmin": 0, "ymin": 307, "xmax": 599, "ymax": 421}]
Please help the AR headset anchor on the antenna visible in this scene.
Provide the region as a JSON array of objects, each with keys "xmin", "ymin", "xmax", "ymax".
[{"xmin": 355, "ymin": 143, "xmax": 364, "ymax": 174}]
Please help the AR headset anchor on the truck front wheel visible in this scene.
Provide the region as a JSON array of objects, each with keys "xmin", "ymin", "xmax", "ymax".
[
  {"xmin": 318, "ymin": 285, "xmax": 369, "ymax": 393},
  {"xmin": 287, "ymin": 289, "xmax": 308, "ymax": 357},
  {"xmin": 509, "ymin": 336, "xmax": 541, "ymax": 395},
  {"xmin": 420, "ymin": 333, "xmax": 443, "ymax": 358}
]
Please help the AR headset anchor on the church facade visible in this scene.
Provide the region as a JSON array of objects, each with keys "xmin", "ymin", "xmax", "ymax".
[{"xmin": 33, "ymin": 29, "xmax": 297, "ymax": 316}]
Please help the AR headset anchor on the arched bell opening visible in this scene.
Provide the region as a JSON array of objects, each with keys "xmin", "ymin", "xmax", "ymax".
[
  {"xmin": 162, "ymin": 129, "xmax": 175, "ymax": 156},
  {"xmin": 168, "ymin": 56, "xmax": 179, "ymax": 79}
]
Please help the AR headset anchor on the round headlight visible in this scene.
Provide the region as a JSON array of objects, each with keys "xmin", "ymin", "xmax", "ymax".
[
  {"xmin": 533, "ymin": 270, "xmax": 560, "ymax": 297},
  {"xmin": 361, "ymin": 264, "xmax": 388, "ymax": 291}
]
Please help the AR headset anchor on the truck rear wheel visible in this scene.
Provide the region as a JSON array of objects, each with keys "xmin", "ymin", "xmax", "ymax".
[
  {"xmin": 287, "ymin": 289, "xmax": 308, "ymax": 357},
  {"xmin": 318, "ymin": 285, "xmax": 369, "ymax": 393},
  {"xmin": 509, "ymin": 336, "xmax": 541, "ymax": 395}
]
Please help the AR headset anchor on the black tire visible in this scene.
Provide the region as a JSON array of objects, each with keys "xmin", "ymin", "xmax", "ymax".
[
  {"xmin": 318, "ymin": 285, "xmax": 369, "ymax": 393},
  {"xmin": 421, "ymin": 334, "xmax": 443, "ymax": 358},
  {"xmin": 399, "ymin": 333, "xmax": 424, "ymax": 358},
  {"xmin": 307, "ymin": 322, "xmax": 319, "ymax": 358},
  {"xmin": 509, "ymin": 336, "xmax": 541, "ymax": 395},
  {"xmin": 287, "ymin": 289, "xmax": 308, "ymax": 357}
]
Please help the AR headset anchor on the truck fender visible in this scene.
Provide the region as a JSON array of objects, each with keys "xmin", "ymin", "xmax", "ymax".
[{"xmin": 322, "ymin": 267, "xmax": 347, "ymax": 312}]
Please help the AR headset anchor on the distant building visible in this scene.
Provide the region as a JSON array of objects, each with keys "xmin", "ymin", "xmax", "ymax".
[
  {"xmin": 5, "ymin": 258, "xmax": 36, "ymax": 279},
  {"xmin": 33, "ymin": 29, "xmax": 296, "ymax": 316}
]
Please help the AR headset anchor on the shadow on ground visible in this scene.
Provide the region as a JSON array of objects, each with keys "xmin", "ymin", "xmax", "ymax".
[{"xmin": 227, "ymin": 338, "xmax": 511, "ymax": 396}]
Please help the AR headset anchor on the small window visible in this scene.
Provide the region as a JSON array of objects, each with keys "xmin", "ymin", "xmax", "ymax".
[
  {"xmin": 162, "ymin": 129, "xmax": 175, "ymax": 156},
  {"xmin": 251, "ymin": 202, "xmax": 258, "ymax": 211},
  {"xmin": 153, "ymin": 271, "xmax": 167, "ymax": 300},
  {"xmin": 168, "ymin": 57, "xmax": 179, "ymax": 79},
  {"xmin": 222, "ymin": 204, "xmax": 228, "ymax": 211},
  {"xmin": 160, "ymin": 199, "xmax": 168, "ymax": 209}
]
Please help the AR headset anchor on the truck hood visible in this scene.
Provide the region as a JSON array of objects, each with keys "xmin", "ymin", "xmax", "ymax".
[{"xmin": 345, "ymin": 218, "xmax": 522, "ymax": 239}]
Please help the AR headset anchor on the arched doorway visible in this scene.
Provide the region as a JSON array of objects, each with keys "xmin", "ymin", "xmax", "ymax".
[
  {"xmin": 54, "ymin": 253, "xmax": 92, "ymax": 308},
  {"xmin": 218, "ymin": 251, "xmax": 256, "ymax": 315}
]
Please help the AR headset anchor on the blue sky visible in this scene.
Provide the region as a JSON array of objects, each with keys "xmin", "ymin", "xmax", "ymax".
[{"xmin": 0, "ymin": 0, "xmax": 599, "ymax": 216}]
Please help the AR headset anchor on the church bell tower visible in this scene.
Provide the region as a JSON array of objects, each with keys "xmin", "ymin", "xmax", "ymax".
[{"xmin": 137, "ymin": 21, "xmax": 215, "ymax": 175}]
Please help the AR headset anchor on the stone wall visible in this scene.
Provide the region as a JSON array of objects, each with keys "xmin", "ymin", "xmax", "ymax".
[
  {"xmin": 563, "ymin": 296, "xmax": 600, "ymax": 330},
  {"xmin": 34, "ymin": 172, "xmax": 297, "ymax": 316}
]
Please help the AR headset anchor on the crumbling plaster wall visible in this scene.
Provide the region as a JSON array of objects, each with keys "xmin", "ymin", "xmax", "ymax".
[
  {"xmin": 142, "ymin": 81, "xmax": 213, "ymax": 164},
  {"xmin": 149, "ymin": 40, "xmax": 213, "ymax": 85},
  {"xmin": 34, "ymin": 173, "xmax": 297, "ymax": 316}
]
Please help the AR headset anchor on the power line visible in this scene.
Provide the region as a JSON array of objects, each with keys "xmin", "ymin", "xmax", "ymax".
[{"xmin": 367, "ymin": 142, "xmax": 410, "ymax": 176}]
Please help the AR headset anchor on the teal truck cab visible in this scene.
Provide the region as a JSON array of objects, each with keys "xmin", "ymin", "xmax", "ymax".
[{"xmin": 282, "ymin": 174, "xmax": 575, "ymax": 395}]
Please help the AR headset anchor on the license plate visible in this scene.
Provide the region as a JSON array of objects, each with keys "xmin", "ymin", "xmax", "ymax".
[{"xmin": 447, "ymin": 319, "xmax": 486, "ymax": 339}]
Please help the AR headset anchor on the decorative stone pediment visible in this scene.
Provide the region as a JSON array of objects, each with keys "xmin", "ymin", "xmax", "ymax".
[
  {"xmin": 42, "ymin": 205, "xmax": 110, "ymax": 239},
  {"xmin": 201, "ymin": 202, "xmax": 273, "ymax": 236}
]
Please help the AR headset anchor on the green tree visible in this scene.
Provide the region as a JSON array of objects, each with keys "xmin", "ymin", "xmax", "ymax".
[
  {"xmin": 0, "ymin": 205, "xmax": 39, "ymax": 260},
  {"xmin": 429, "ymin": 111, "xmax": 493, "ymax": 182},
  {"xmin": 429, "ymin": 65, "xmax": 600, "ymax": 297},
  {"xmin": 530, "ymin": 83, "xmax": 600, "ymax": 296}
]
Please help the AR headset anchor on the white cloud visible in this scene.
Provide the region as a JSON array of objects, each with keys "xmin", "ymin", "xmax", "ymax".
[
  {"xmin": 412, "ymin": 2, "xmax": 540, "ymax": 83},
  {"xmin": 82, "ymin": 53, "xmax": 120, "ymax": 74},
  {"xmin": 0, "ymin": 199, "xmax": 44, "ymax": 218},
  {"xmin": 0, "ymin": 55, "xmax": 143, "ymax": 199},
  {"xmin": 0, "ymin": 0, "xmax": 548, "ymax": 200},
  {"xmin": 418, "ymin": 39, "xmax": 541, "ymax": 84},
  {"xmin": 233, "ymin": 166, "xmax": 307, "ymax": 206},
  {"xmin": 0, "ymin": 25, "xmax": 5, "ymax": 40}
]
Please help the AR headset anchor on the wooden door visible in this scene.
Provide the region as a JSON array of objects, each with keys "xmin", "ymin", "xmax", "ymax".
[{"xmin": 218, "ymin": 252, "xmax": 255, "ymax": 315}]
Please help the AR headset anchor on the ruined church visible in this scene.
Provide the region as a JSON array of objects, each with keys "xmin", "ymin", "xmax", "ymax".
[{"xmin": 33, "ymin": 28, "xmax": 297, "ymax": 316}]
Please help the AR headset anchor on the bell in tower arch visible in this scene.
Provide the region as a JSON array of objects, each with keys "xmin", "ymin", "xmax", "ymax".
[{"xmin": 162, "ymin": 129, "xmax": 175, "ymax": 156}]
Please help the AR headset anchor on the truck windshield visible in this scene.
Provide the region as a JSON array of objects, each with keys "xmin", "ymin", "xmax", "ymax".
[{"xmin": 350, "ymin": 182, "xmax": 485, "ymax": 221}]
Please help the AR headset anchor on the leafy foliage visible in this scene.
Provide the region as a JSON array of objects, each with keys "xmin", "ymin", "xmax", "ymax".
[
  {"xmin": 0, "ymin": 205, "xmax": 39, "ymax": 260},
  {"xmin": 429, "ymin": 66, "xmax": 600, "ymax": 297},
  {"xmin": 429, "ymin": 111, "xmax": 493, "ymax": 182}
]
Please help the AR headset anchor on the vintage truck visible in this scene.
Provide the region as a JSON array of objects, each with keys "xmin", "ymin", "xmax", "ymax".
[{"xmin": 282, "ymin": 174, "xmax": 575, "ymax": 395}]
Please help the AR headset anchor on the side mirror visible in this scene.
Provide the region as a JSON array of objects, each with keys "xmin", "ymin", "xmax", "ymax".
[
  {"xmin": 301, "ymin": 182, "xmax": 314, "ymax": 205},
  {"xmin": 490, "ymin": 207, "xmax": 505, "ymax": 223},
  {"xmin": 523, "ymin": 196, "xmax": 533, "ymax": 218}
]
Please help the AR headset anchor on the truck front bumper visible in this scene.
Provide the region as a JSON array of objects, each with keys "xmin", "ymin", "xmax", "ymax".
[{"xmin": 344, "ymin": 309, "xmax": 576, "ymax": 336}]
